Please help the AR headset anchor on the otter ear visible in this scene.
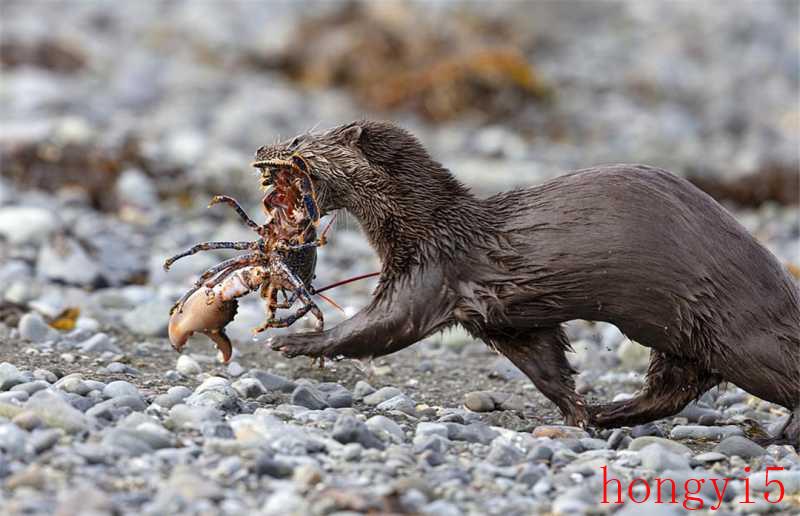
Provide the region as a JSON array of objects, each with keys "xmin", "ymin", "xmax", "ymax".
[{"xmin": 340, "ymin": 124, "xmax": 363, "ymax": 148}]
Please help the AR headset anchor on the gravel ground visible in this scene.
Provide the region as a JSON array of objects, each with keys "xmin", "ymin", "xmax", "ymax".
[{"xmin": 1, "ymin": 1, "xmax": 799, "ymax": 515}]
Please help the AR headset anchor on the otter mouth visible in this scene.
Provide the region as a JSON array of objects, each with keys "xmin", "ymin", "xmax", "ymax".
[
  {"xmin": 252, "ymin": 156, "xmax": 311, "ymax": 188},
  {"xmin": 252, "ymin": 156, "xmax": 320, "ymax": 228}
]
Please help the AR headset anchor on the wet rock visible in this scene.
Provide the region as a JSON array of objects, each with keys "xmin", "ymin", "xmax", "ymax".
[
  {"xmin": 713, "ymin": 436, "xmax": 766, "ymax": 459},
  {"xmin": 331, "ymin": 415, "xmax": 385, "ymax": 450},
  {"xmin": 290, "ymin": 385, "xmax": 329, "ymax": 410},
  {"xmin": 18, "ymin": 313, "xmax": 58, "ymax": 344}
]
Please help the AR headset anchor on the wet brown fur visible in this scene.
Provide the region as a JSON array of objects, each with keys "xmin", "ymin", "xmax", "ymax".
[{"xmin": 262, "ymin": 121, "xmax": 800, "ymax": 443}]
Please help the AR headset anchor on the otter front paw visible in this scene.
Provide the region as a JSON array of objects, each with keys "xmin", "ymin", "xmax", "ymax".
[{"xmin": 269, "ymin": 334, "xmax": 329, "ymax": 358}]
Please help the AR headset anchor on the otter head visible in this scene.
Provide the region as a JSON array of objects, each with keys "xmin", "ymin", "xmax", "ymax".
[
  {"xmin": 254, "ymin": 120, "xmax": 479, "ymax": 271},
  {"xmin": 253, "ymin": 121, "xmax": 372, "ymax": 216}
]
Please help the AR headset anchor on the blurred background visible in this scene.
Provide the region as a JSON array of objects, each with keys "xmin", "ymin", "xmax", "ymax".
[
  {"xmin": 0, "ymin": 2, "xmax": 799, "ymax": 515},
  {"xmin": 0, "ymin": 0, "xmax": 798, "ymax": 335}
]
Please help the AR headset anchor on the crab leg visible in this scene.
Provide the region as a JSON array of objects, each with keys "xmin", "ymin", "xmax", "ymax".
[
  {"xmin": 208, "ymin": 195, "xmax": 262, "ymax": 233},
  {"xmin": 163, "ymin": 241, "xmax": 255, "ymax": 270}
]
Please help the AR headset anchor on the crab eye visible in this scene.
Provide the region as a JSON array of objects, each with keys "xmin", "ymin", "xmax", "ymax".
[{"xmin": 292, "ymin": 155, "xmax": 308, "ymax": 172}]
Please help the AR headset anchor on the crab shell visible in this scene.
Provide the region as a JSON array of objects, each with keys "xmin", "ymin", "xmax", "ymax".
[{"xmin": 168, "ymin": 288, "xmax": 238, "ymax": 364}]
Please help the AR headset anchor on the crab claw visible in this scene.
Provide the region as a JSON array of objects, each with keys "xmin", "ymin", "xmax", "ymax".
[{"xmin": 168, "ymin": 287, "xmax": 238, "ymax": 363}]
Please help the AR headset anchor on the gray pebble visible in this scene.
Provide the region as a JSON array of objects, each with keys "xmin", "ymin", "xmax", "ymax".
[
  {"xmin": 254, "ymin": 455, "xmax": 293, "ymax": 478},
  {"xmin": 290, "ymin": 385, "xmax": 329, "ymax": 410},
  {"xmin": 248, "ymin": 370, "xmax": 295, "ymax": 392},
  {"xmin": 153, "ymin": 385, "xmax": 192, "ymax": 408},
  {"xmin": 669, "ymin": 425, "xmax": 743, "ymax": 440},
  {"xmin": 169, "ymin": 404, "xmax": 223, "ymax": 429},
  {"xmin": 25, "ymin": 390, "xmax": 88, "ymax": 434},
  {"xmin": 363, "ymin": 386, "xmax": 402, "ymax": 405},
  {"xmin": 28, "ymin": 428, "xmax": 61, "ymax": 454},
  {"xmin": 487, "ymin": 441, "xmax": 524, "ymax": 466},
  {"xmin": 226, "ymin": 362, "xmax": 245, "ymax": 377},
  {"xmin": 32, "ymin": 369, "xmax": 57, "ymax": 383},
  {"xmin": 79, "ymin": 333, "xmax": 121, "ymax": 354},
  {"xmin": 639, "ymin": 443, "xmax": 691, "ymax": 471},
  {"xmin": 353, "ymin": 380, "xmax": 375, "ymax": 399},
  {"xmin": 413, "ymin": 434, "xmax": 450, "ymax": 454},
  {"xmin": 464, "ymin": 391, "xmax": 495, "ymax": 412},
  {"xmin": 11, "ymin": 410, "xmax": 42, "ymax": 431},
  {"xmin": 628, "ymin": 436, "xmax": 691, "ymax": 455},
  {"xmin": 18, "ymin": 313, "xmax": 58, "ymax": 344},
  {"xmin": 86, "ymin": 396, "xmax": 146, "ymax": 420},
  {"xmin": 176, "ymin": 355, "xmax": 202, "ymax": 376},
  {"xmin": 232, "ymin": 378, "xmax": 267, "ymax": 399},
  {"xmin": 317, "ymin": 382, "xmax": 353, "ymax": 408},
  {"xmin": 331, "ymin": 415, "xmax": 385, "ymax": 450},
  {"xmin": 376, "ymin": 394, "xmax": 417, "ymax": 415},
  {"xmin": 0, "ymin": 423, "xmax": 27, "ymax": 459},
  {"xmin": 416, "ymin": 422, "xmax": 449, "ymax": 439},
  {"xmin": 0, "ymin": 363, "xmax": 25, "ymax": 391},
  {"xmin": 528, "ymin": 444, "xmax": 554, "ymax": 462},
  {"xmin": 201, "ymin": 421, "xmax": 234, "ymax": 439},
  {"xmin": 693, "ymin": 451, "xmax": 728, "ymax": 464},
  {"xmin": 121, "ymin": 299, "xmax": 172, "ymax": 336},
  {"xmin": 445, "ymin": 422, "xmax": 498, "ymax": 444},
  {"xmin": 365, "ymin": 415, "xmax": 404, "ymax": 443},
  {"xmin": 103, "ymin": 381, "xmax": 141, "ymax": 400},
  {"xmin": 713, "ymin": 435, "xmax": 766, "ymax": 459}
]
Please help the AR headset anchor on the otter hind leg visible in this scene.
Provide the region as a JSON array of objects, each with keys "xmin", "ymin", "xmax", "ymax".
[
  {"xmin": 491, "ymin": 326, "xmax": 589, "ymax": 428},
  {"xmin": 588, "ymin": 350, "xmax": 720, "ymax": 428}
]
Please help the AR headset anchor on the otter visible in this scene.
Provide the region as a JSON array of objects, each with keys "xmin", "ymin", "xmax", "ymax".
[{"xmin": 256, "ymin": 120, "xmax": 800, "ymax": 444}]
